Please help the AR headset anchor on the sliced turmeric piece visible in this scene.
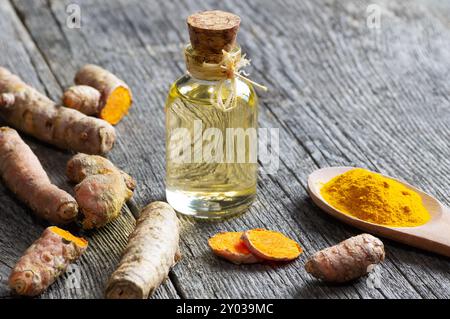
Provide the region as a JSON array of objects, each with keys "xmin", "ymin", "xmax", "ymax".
[
  {"xmin": 9, "ymin": 226, "xmax": 88, "ymax": 296},
  {"xmin": 241, "ymin": 229, "xmax": 302, "ymax": 261},
  {"xmin": 49, "ymin": 226, "xmax": 88, "ymax": 248},
  {"xmin": 100, "ymin": 86, "xmax": 132, "ymax": 125},
  {"xmin": 208, "ymin": 232, "xmax": 261, "ymax": 264},
  {"xmin": 72, "ymin": 64, "xmax": 132, "ymax": 125}
]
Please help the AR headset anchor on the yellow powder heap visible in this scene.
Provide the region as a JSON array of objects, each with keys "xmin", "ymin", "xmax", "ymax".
[{"xmin": 321, "ymin": 168, "xmax": 431, "ymax": 227}]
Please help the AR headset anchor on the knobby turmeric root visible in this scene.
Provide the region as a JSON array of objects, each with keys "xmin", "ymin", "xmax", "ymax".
[
  {"xmin": 208, "ymin": 232, "xmax": 261, "ymax": 264},
  {"xmin": 241, "ymin": 229, "xmax": 302, "ymax": 261},
  {"xmin": 305, "ymin": 234, "xmax": 385, "ymax": 283},
  {"xmin": 9, "ymin": 226, "xmax": 87, "ymax": 296},
  {"xmin": 63, "ymin": 85, "xmax": 101, "ymax": 116},
  {"xmin": 106, "ymin": 202, "xmax": 181, "ymax": 299},
  {"xmin": 0, "ymin": 67, "xmax": 116, "ymax": 155},
  {"xmin": 73, "ymin": 64, "xmax": 132, "ymax": 125},
  {"xmin": 66, "ymin": 153, "xmax": 135, "ymax": 189},
  {"xmin": 0, "ymin": 127, "xmax": 78, "ymax": 224},
  {"xmin": 67, "ymin": 153, "xmax": 136, "ymax": 229}
]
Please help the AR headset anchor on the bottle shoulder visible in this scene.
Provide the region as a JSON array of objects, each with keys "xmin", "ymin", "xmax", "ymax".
[{"xmin": 168, "ymin": 74, "xmax": 257, "ymax": 106}]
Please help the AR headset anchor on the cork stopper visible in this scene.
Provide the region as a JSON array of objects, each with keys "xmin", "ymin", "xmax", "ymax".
[{"xmin": 187, "ymin": 10, "xmax": 240, "ymax": 62}]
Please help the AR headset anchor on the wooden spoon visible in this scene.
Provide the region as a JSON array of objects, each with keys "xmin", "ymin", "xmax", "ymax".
[{"xmin": 308, "ymin": 166, "xmax": 450, "ymax": 257}]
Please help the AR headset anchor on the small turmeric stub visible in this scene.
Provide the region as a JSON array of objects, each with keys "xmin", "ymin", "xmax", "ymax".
[
  {"xmin": 241, "ymin": 229, "xmax": 302, "ymax": 261},
  {"xmin": 208, "ymin": 232, "xmax": 260, "ymax": 264},
  {"xmin": 320, "ymin": 168, "xmax": 431, "ymax": 227}
]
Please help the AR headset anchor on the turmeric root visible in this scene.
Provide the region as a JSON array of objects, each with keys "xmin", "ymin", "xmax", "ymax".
[
  {"xmin": 67, "ymin": 153, "xmax": 136, "ymax": 229},
  {"xmin": 0, "ymin": 67, "xmax": 116, "ymax": 155},
  {"xmin": 66, "ymin": 153, "xmax": 135, "ymax": 189},
  {"xmin": 0, "ymin": 127, "xmax": 78, "ymax": 224},
  {"xmin": 241, "ymin": 229, "xmax": 302, "ymax": 261},
  {"xmin": 63, "ymin": 85, "xmax": 101, "ymax": 116},
  {"xmin": 9, "ymin": 226, "xmax": 87, "ymax": 296},
  {"xmin": 305, "ymin": 234, "xmax": 385, "ymax": 283},
  {"xmin": 73, "ymin": 64, "xmax": 132, "ymax": 125},
  {"xmin": 208, "ymin": 232, "xmax": 261, "ymax": 264},
  {"xmin": 106, "ymin": 202, "xmax": 181, "ymax": 299}
]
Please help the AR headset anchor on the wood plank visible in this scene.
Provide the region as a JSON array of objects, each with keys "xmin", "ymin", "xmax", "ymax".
[
  {"xmin": 0, "ymin": 0, "xmax": 178, "ymax": 299},
  {"xmin": 8, "ymin": 0, "xmax": 450, "ymax": 299},
  {"xmin": 239, "ymin": 0, "xmax": 450, "ymax": 298},
  {"xmin": 234, "ymin": 0, "xmax": 447, "ymax": 296},
  {"xmin": 11, "ymin": 0, "xmax": 365, "ymax": 299},
  {"xmin": 7, "ymin": 0, "xmax": 404, "ymax": 300}
]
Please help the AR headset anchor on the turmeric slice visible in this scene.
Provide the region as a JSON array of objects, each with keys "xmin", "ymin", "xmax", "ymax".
[
  {"xmin": 241, "ymin": 229, "xmax": 302, "ymax": 261},
  {"xmin": 73, "ymin": 64, "xmax": 132, "ymax": 125},
  {"xmin": 49, "ymin": 226, "xmax": 88, "ymax": 248},
  {"xmin": 9, "ymin": 226, "xmax": 87, "ymax": 296},
  {"xmin": 208, "ymin": 232, "xmax": 261, "ymax": 264},
  {"xmin": 101, "ymin": 86, "xmax": 132, "ymax": 125},
  {"xmin": 305, "ymin": 233, "xmax": 385, "ymax": 283}
]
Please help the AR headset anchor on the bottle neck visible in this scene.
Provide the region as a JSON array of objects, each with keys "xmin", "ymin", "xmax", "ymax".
[{"xmin": 184, "ymin": 44, "xmax": 242, "ymax": 81}]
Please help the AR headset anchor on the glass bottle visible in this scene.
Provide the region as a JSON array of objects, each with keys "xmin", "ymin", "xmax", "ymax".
[{"xmin": 165, "ymin": 11, "xmax": 258, "ymax": 219}]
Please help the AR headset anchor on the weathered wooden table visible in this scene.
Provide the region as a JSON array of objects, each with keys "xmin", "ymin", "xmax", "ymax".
[{"xmin": 0, "ymin": 0, "xmax": 449, "ymax": 299}]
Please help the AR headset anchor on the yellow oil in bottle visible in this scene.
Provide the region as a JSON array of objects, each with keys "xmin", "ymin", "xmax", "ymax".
[{"xmin": 165, "ymin": 74, "xmax": 258, "ymax": 219}]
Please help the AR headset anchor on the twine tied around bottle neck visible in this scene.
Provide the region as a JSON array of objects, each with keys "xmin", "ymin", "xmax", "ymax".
[{"xmin": 185, "ymin": 46, "xmax": 268, "ymax": 112}]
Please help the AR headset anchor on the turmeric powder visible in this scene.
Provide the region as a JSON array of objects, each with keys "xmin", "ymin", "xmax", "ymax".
[{"xmin": 321, "ymin": 168, "xmax": 431, "ymax": 227}]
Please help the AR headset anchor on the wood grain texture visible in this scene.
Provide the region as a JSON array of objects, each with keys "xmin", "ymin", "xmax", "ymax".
[
  {"xmin": 0, "ymin": 0, "xmax": 178, "ymax": 299},
  {"xmin": 2, "ymin": 0, "xmax": 450, "ymax": 298}
]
